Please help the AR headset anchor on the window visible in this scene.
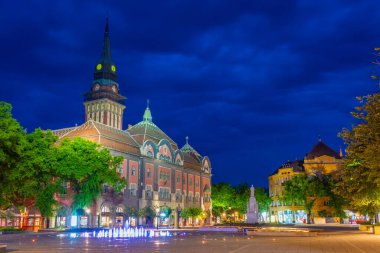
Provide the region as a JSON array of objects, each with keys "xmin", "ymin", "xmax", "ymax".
[
  {"xmin": 159, "ymin": 187, "xmax": 170, "ymax": 199},
  {"xmin": 101, "ymin": 206, "xmax": 110, "ymax": 213},
  {"xmin": 195, "ymin": 180, "xmax": 199, "ymax": 187},
  {"xmin": 195, "ymin": 193, "xmax": 200, "ymax": 202},
  {"xmin": 147, "ymin": 168, "xmax": 151, "ymax": 178},
  {"xmin": 175, "ymin": 190, "xmax": 182, "ymax": 201},
  {"xmin": 118, "ymin": 165, "xmax": 123, "ymax": 174},
  {"xmin": 116, "ymin": 207, "xmax": 123, "ymax": 213},
  {"xmin": 130, "ymin": 184, "xmax": 136, "ymax": 197},
  {"xmin": 131, "ymin": 167, "xmax": 136, "ymax": 176},
  {"xmin": 176, "ymin": 176, "xmax": 180, "ymax": 183},
  {"xmin": 188, "ymin": 192, "xmax": 193, "ymax": 202},
  {"xmin": 160, "ymin": 171, "xmax": 169, "ymax": 181},
  {"xmin": 146, "ymin": 185, "xmax": 152, "ymax": 194},
  {"xmin": 189, "ymin": 178, "xmax": 193, "ymax": 186}
]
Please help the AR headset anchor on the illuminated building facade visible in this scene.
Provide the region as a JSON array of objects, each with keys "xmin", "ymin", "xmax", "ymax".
[
  {"xmin": 0, "ymin": 20, "xmax": 212, "ymax": 231},
  {"xmin": 268, "ymin": 139, "xmax": 343, "ymax": 224}
]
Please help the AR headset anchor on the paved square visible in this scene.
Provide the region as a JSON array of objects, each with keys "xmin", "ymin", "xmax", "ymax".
[{"xmin": 1, "ymin": 230, "xmax": 380, "ymax": 252}]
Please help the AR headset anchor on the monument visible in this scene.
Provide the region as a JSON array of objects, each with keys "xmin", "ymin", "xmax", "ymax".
[{"xmin": 246, "ymin": 185, "xmax": 259, "ymax": 223}]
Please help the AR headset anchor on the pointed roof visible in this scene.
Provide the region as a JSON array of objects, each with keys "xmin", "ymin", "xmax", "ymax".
[
  {"xmin": 127, "ymin": 103, "xmax": 177, "ymax": 149},
  {"xmin": 84, "ymin": 18, "xmax": 125, "ymax": 103},
  {"xmin": 181, "ymin": 136, "xmax": 201, "ymax": 157},
  {"xmin": 143, "ymin": 100, "xmax": 152, "ymax": 122},
  {"xmin": 305, "ymin": 139, "xmax": 341, "ymax": 159},
  {"xmin": 93, "ymin": 18, "xmax": 118, "ymax": 83},
  {"xmin": 181, "ymin": 136, "xmax": 203, "ymax": 166},
  {"xmin": 101, "ymin": 17, "xmax": 112, "ymax": 64}
]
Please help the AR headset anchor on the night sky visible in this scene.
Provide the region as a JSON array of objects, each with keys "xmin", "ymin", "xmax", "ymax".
[{"xmin": 1, "ymin": 1, "xmax": 379, "ymax": 188}]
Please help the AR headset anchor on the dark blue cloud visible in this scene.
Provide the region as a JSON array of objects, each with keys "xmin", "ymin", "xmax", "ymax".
[{"xmin": 0, "ymin": 0, "xmax": 379, "ymax": 187}]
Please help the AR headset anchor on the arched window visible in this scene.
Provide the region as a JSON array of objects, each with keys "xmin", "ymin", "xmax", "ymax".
[
  {"xmin": 101, "ymin": 206, "xmax": 110, "ymax": 213},
  {"xmin": 147, "ymin": 168, "xmax": 151, "ymax": 178},
  {"xmin": 131, "ymin": 167, "xmax": 136, "ymax": 176}
]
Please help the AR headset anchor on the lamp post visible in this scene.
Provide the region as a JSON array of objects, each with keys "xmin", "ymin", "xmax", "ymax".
[
  {"xmin": 228, "ymin": 207, "xmax": 232, "ymax": 226},
  {"xmin": 155, "ymin": 208, "xmax": 160, "ymax": 230},
  {"xmin": 85, "ymin": 208, "xmax": 91, "ymax": 227}
]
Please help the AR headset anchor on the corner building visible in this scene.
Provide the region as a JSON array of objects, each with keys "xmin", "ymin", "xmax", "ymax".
[
  {"xmin": 52, "ymin": 21, "xmax": 212, "ymax": 229},
  {"xmin": 268, "ymin": 139, "xmax": 342, "ymax": 224}
]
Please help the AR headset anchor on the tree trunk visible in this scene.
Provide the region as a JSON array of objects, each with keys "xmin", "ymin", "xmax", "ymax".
[
  {"xmin": 374, "ymin": 212, "xmax": 379, "ymax": 224},
  {"xmin": 307, "ymin": 211, "xmax": 312, "ymax": 224}
]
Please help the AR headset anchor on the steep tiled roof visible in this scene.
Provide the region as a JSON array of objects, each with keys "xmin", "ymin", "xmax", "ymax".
[
  {"xmin": 271, "ymin": 160, "xmax": 305, "ymax": 175},
  {"xmin": 180, "ymin": 136, "xmax": 204, "ymax": 168},
  {"xmin": 127, "ymin": 105, "xmax": 178, "ymax": 149},
  {"xmin": 305, "ymin": 140, "xmax": 341, "ymax": 159},
  {"xmin": 53, "ymin": 120, "xmax": 140, "ymax": 155}
]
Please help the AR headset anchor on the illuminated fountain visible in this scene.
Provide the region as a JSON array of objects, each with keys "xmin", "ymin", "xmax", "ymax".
[
  {"xmin": 94, "ymin": 226, "xmax": 156, "ymax": 238},
  {"xmin": 63, "ymin": 220, "xmax": 171, "ymax": 239}
]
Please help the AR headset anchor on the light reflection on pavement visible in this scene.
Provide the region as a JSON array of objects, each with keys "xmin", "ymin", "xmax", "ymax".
[{"xmin": 1, "ymin": 230, "xmax": 380, "ymax": 252}]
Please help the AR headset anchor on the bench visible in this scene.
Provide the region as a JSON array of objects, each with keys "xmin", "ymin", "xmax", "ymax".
[{"xmin": 0, "ymin": 244, "xmax": 6, "ymax": 253}]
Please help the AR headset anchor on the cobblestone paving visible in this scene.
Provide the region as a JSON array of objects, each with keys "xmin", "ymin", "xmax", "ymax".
[{"xmin": 1, "ymin": 231, "xmax": 380, "ymax": 253}]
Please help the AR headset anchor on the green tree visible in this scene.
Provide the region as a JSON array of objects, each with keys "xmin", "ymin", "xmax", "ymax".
[
  {"xmin": 160, "ymin": 206, "xmax": 172, "ymax": 218},
  {"xmin": 233, "ymin": 183, "xmax": 250, "ymax": 214},
  {"xmin": 189, "ymin": 207, "xmax": 202, "ymax": 219},
  {"xmin": 54, "ymin": 137, "xmax": 126, "ymax": 212},
  {"xmin": 211, "ymin": 182, "xmax": 234, "ymax": 217},
  {"xmin": 336, "ymin": 91, "xmax": 380, "ymax": 220},
  {"xmin": 254, "ymin": 187, "xmax": 272, "ymax": 219},
  {"xmin": 13, "ymin": 128, "xmax": 58, "ymax": 217},
  {"xmin": 0, "ymin": 102, "xmax": 26, "ymax": 208},
  {"xmin": 125, "ymin": 207, "xmax": 138, "ymax": 217},
  {"xmin": 181, "ymin": 207, "xmax": 203, "ymax": 225},
  {"xmin": 283, "ymin": 174, "xmax": 326, "ymax": 224},
  {"xmin": 180, "ymin": 208, "xmax": 191, "ymax": 219}
]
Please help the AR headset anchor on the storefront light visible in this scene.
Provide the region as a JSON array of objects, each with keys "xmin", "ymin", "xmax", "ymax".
[{"xmin": 71, "ymin": 216, "xmax": 78, "ymax": 227}]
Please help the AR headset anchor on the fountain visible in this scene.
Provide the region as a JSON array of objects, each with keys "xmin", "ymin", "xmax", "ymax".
[{"xmin": 59, "ymin": 225, "xmax": 172, "ymax": 239}]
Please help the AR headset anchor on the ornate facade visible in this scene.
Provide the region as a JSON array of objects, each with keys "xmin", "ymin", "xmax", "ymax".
[{"xmin": 0, "ymin": 20, "xmax": 212, "ymax": 231}]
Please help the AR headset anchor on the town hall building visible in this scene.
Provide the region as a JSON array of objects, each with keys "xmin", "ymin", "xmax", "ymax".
[{"xmin": 0, "ymin": 20, "xmax": 212, "ymax": 231}]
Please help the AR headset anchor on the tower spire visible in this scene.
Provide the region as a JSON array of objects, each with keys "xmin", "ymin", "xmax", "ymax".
[
  {"xmin": 84, "ymin": 19, "xmax": 126, "ymax": 130},
  {"xmin": 143, "ymin": 100, "xmax": 152, "ymax": 122},
  {"xmin": 101, "ymin": 17, "xmax": 112, "ymax": 63},
  {"xmin": 93, "ymin": 18, "xmax": 117, "ymax": 82}
]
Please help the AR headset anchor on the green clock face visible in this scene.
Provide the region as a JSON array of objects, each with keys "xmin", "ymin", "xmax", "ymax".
[
  {"xmin": 96, "ymin": 64, "xmax": 102, "ymax": 70},
  {"xmin": 111, "ymin": 65, "xmax": 116, "ymax": 72}
]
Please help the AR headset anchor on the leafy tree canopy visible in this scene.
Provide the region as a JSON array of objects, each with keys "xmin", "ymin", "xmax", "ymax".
[
  {"xmin": 54, "ymin": 137, "xmax": 125, "ymax": 211},
  {"xmin": 336, "ymin": 90, "xmax": 380, "ymax": 215},
  {"xmin": 212, "ymin": 182, "xmax": 271, "ymax": 217},
  {"xmin": 0, "ymin": 102, "xmax": 26, "ymax": 208},
  {"xmin": 254, "ymin": 187, "xmax": 272, "ymax": 214}
]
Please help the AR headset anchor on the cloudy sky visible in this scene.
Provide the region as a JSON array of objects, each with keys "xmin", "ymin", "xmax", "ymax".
[{"xmin": 1, "ymin": 0, "xmax": 379, "ymax": 187}]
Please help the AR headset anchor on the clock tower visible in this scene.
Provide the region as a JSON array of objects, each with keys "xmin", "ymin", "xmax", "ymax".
[{"xmin": 83, "ymin": 18, "xmax": 126, "ymax": 130}]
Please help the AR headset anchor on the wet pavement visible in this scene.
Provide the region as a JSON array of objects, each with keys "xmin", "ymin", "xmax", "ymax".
[{"xmin": 1, "ymin": 230, "xmax": 380, "ymax": 252}]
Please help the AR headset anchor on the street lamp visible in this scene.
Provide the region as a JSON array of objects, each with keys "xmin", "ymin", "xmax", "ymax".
[
  {"xmin": 156, "ymin": 208, "xmax": 160, "ymax": 230},
  {"xmin": 228, "ymin": 207, "xmax": 232, "ymax": 226},
  {"xmin": 85, "ymin": 208, "xmax": 91, "ymax": 227}
]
